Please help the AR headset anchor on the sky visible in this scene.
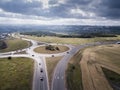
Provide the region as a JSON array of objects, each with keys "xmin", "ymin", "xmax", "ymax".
[{"xmin": 0, "ymin": 0, "xmax": 120, "ymax": 26}]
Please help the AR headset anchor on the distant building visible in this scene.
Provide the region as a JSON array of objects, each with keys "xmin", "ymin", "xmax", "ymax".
[{"xmin": 0, "ymin": 33, "xmax": 9, "ymax": 40}]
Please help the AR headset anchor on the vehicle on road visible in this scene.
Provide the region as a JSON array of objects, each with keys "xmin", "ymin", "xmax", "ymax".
[
  {"xmin": 67, "ymin": 52, "xmax": 69, "ymax": 54},
  {"xmin": 52, "ymin": 55, "xmax": 54, "ymax": 57},
  {"xmin": 40, "ymin": 68, "xmax": 43, "ymax": 73},
  {"xmin": 116, "ymin": 41, "xmax": 120, "ymax": 44},
  {"xmin": 40, "ymin": 76, "xmax": 44, "ymax": 81}
]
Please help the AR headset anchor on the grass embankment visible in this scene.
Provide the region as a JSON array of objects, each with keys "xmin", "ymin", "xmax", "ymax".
[
  {"xmin": 66, "ymin": 50, "xmax": 83, "ymax": 90},
  {"xmin": 25, "ymin": 35, "xmax": 120, "ymax": 44},
  {"xmin": 87, "ymin": 44, "xmax": 120, "ymax": 89},
  {"xmin": 46, "ymin": 56, "xmax": 63, "ymax": 87},
  {"xmin": 34, "ymin": 45, "xmax": 69, "ymax": 54},
  {"xmin": 0, "ymin": 38, "xmax": 30, "ymax": 53},
  {"xmin": 102, "ymin": 68, "xmax": 120, "ymax": 90},
  {"xmin": 0, "ymin": 57, "xmax": 34, "ymax": 90}
]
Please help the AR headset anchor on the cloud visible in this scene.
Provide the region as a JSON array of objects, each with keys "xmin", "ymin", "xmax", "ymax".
[
  {"xmin": 0, "ymin": 0, "xmax": 120, "ymax": 25},
  {"xmin": 0, "ymin": 0, "xmax": 42, "ymax": 14},
  {"xmin": 89, "ymin": 0, "xmax": 120, "ymax": 19}
]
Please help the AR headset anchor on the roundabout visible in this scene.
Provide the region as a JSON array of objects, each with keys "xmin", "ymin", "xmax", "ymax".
[{"xmin": 34, "ymin": 45, "xmax": 69, "ymax": 54}]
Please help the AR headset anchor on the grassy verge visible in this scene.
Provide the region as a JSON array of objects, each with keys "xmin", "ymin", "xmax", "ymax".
[
  {"xmin": 34, "ymin": 45, "xmax": 69, "ymax": 54},
  {"xmin": 46, "ymin": 56, "xmax": 63, "ymax": 88},
  {"xmin": 66, "ymin": 50, "xmax": 83, "ymax": 90},
  {"xmin": 14, "ymin": 51, "xmax": 26, "ymax": 54},
  {"xmin": 102, "ymin": 68, "xmax": 120, "ymax": 90},
  {"xmin": 0, "ymin": 38, "xmax": 30, "ymax": 53},
  {"xmin": 0, "ymin": 57, "xmax": 34, "ymax": 90},
  {"xmin": 24, "ymin": 35, "xmax": 120, "ymax": 44}
]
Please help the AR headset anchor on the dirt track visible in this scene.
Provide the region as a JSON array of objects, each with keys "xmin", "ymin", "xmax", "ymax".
[{"xmin": 80, "ymin": 48, "xmax": 120, "ymax": 90}]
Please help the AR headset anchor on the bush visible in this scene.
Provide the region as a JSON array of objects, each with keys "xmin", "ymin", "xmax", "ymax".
[
  {"xmin": 8, "ymin": 56, "xmax": 12, "ymax": 60},
  {"xmin": 0, "ymin": 40, "xmax": 7, "ymax": 50},
  {"xmin": 45, "ymin": 45, "xmax": 56, "ymax": 51},
  {"xmin": 56, "ymin": 47, "xmax": 60, "ymax": 51}
]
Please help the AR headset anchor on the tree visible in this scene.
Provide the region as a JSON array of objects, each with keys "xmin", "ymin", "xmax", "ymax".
[
  {"xmin": 56, "ymin": 47, "xmax": 60, "ymax": 51},
  {"xmin": 8, "ymin": 56, "xmax": 12, "ymax": 60}
]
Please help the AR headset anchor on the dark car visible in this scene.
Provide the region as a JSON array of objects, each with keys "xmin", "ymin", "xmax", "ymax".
[
  {"xmin": 116, "ymin": 42, "xmax": 120, "ymax": 44},
  {"xmin": 40, "ymin": 76, "xmax": 44, "ymax": 81},
  {"xmin": 40, "ymin": 68, "xmax": 43, "ymax": 73},
  {"xmin": 52, "ymin": 55, "xmax": 54, "ymax": 57},
  {"xmin": 67, "ymin": 52, "xmax": 69, "ymax": 54}
]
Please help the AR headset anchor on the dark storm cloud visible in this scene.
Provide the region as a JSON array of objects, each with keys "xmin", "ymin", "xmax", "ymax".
[
  {"xmin": 0, "ymin": 0, "xmax": 120, "ymax": 19},
  {"xmin": 0, "ymin": 0, "xmax": 42, "ymax": 14},
  {"xmin": 94, "ymin": 0, "xmax": 120, "ymax": 19}
]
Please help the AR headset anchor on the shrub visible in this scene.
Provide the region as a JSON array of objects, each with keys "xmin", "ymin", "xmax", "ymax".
[{"xmin": 8, "ymin": 56, "xmax": 12, "ymax": 60}]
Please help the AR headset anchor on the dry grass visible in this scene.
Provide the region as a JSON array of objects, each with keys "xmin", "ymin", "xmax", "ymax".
[
  {"xmin": 93, "ymin": 44, "xmax": 120, "ymax": 67},
  {"xmin": 0, "ymin": 38, "xmax": 30, "ymax": 53},
  {"xmin": 0, "ymin": 57, "xmax": 34, "ymax": 90},
  {"xmin": 24, "ymin": 35, "xmax": 120, "ymax": 45},
  {"xmin": 34, "ymin": 45, "xmax": 69, "ymax": 54},
  {"xmin": 46, "ymin": 56, "xmax": 63, "ymax": 88},
  {"xmin": 80, "ymin": 44, "xmax": 120, "ymax": 90}
]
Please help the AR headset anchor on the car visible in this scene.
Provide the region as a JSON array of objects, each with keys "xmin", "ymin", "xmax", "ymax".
[
  {"xmin": 40, "ymin": 76, "xmax": 44, "ymax": 81},
  {"xmin": 67, "ymin": 52, "xmax": 69, "ymax": 54},
  {"xmin": 116, "ymin": 42, "xmax": 120, "ymax": 44},
  {"xmin": 40, "ymin": 68, "xmax": 43, "ymax": 73},
  {"xmin": 52, "ymin": 55, "xmax": 54, "ymax": 57}
]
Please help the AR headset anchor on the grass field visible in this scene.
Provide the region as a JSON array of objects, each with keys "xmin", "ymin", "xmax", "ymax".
[
  {"xmin": 34, "ymin": 45, "xmax": 69, "ymax": 54},
  {"xmin": 102, "ymin": 68, "xmax": 120, "ymax": 90},
  {"xmin": 93, "ymin": 44, "xmax": 120, "ymax": 67},
  {"xmin": 66, "ymin": 44, "xmax": 120, "ymax": 90},
  {"xmin": 46, "ymin": 56, "xmax": 63, "ymax": 88},
  {"xmin": 24, "ymin": 35, "xmax": 120, "ymax": 44},
  {"xmin": 80, "ymin": 44, "xmax": 120, "ymax": 90},
  {"xmin": 66, "ymin": 50, "xmax": 83, "ymax": 90},
  {"xmin": 0, "ymin": 57, "xmax": 34, "ymax": 90},
  {"xmin": 0, "ymin": 38, "xmax": 30, "ymax": 53}
]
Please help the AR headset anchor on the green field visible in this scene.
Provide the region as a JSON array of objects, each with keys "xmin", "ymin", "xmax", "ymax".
[
  {"xmin": 25, "ymin": 35, "xmax": 120, "ymax": 44},
  {"xmin": 66, "ymin": 50, "xmax": 83, "ymax": 90},
  {"xmin": 0, "ymin": 57, "xmax": 34, "ymax": 90},
  {"xmin": 102, "ymin": 68, "xmax": 120, "ymax": 89},
  {"xmin": 0, "ymin": 38, "xmax": 30, "ymax": 53}
]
